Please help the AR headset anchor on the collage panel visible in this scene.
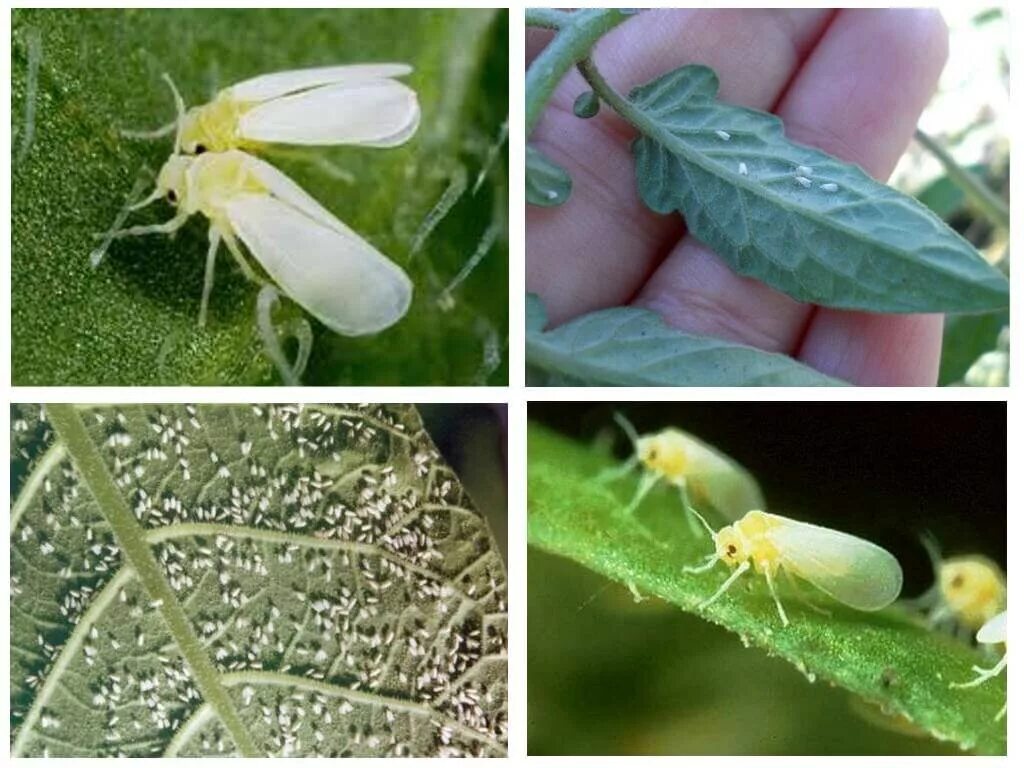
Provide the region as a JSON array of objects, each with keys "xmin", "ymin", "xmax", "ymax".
[
  {"xmin": 10, "ymin": 404, "xmax": 507, "ymax": 756},
  {"xmin": 11, "ymin": 8, "xmax": 508, "ymax": 386},
  {"xmin": 525, "ymin": 7, "xmax": 1009, "ymax": 387},
  {"xmin": 527, "ymin": 401, "xmax": 1006, "ymax": 755}
]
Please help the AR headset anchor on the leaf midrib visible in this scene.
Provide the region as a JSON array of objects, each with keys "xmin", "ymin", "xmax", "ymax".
[{"xmin": 43, "ymin": 404, "xmax": 261, "ymax": 757}]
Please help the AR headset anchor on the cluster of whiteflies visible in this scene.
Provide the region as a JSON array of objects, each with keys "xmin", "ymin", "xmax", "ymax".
[{"xmin": 92, "ymin": 65, "xmax": 421, "ymax": 336}]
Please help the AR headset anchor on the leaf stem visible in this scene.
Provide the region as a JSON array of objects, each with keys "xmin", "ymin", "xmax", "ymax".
[
  {"xmin": 914, "ymin": 128, "xmax": 1010, "ymax": 231},
  {"xmin": 525, "ymin": 8, "xmax": 633, "ymax": 136},
  {"xmin": 524, "ymin": 8, "xmax": 572, "ymax": 30},
  {"xmin": 45, "ymin": 404, "xmax": 261, "ymax": 757},
  {"xmin": 576, "ymin": 55, "xmax": 651, "ymax": 131}
]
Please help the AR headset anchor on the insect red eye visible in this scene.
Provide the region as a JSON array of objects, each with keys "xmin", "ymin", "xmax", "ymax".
[{"xmin": 727, "ymin": 544, "xmax": 737, "ymax": 556}]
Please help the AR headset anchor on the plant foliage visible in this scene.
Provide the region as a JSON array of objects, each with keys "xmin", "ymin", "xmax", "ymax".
[
  {"xmin": 629, "ymin": 66, "xmax": 1009, "ymax": 314},
  {"xmin": 10, "ymin": 404, "xmax": 508, "ymax": 756},
  {"xmin": 527, "ymin": 421, "xmax": 1006, "ymax": 755},
  {"xmin": 526, "ymin": 294, "xmax": 844, "ymax": 386}
]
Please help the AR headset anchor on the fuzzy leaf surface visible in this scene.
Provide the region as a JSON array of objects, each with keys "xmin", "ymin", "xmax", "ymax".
[
  {"xmin": 10, "ymin": 404, "xmax": 508, "ymax": 756},
  {"xmin": 527, "ymin": 422, "xmax": 1006, "ymax": 755},
  {"xmin": 630, "ymin": 66, "xmax": 1009, "ymax": 313},
  {"xmin": 525, "ymin": 294, "xmax": 844, "ymax": 386}
]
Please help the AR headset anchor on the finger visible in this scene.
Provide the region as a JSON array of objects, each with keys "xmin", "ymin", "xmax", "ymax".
[
  {"xmin": 797, "ymin": 311, "xmax": 944, "ymax": 385},
  {"xmin": 527, "ymin": 9, "xmax": 834, "ymax": 325},
  {"xmin": 636, "ymin": 9, "xmax": 949, "ymax": 366},
  {"xmin": 794, "ymin": 10, "xmax": 949, "ymax": 384}
]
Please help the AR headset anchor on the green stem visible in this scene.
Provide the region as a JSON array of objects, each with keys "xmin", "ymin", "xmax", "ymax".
[
  {"xmin": 45, "ymin": 404, "xmax": 261, "ymax": 757},
  {"xmin": 576, "ymin": 55, "xmax": 650, "ymax": 130},
  {"xmin": 525, "ymin": 9, "xmax": 633, "ymax": 136},
  {"xmin": 914, "ymin": 128, "xmax": 1010, "ymax": 231},
  {"xmin": 525, "ymin": 8, "xmax": 572, "ymax": 30}
]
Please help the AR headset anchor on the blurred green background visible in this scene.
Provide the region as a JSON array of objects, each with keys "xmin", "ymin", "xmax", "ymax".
[
  {"xmin": 893, "ymin": 4, "xmax": 1009, "ymax": 386},
  {"xmin": 528, "ymin": 402, "xmax": 1005, "ymax": 755}
]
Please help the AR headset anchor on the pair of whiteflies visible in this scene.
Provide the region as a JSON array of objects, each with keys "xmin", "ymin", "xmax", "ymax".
[
  {"xmin": 92, "ymin": 64, "xmax": 421, "ymax": 336},
  {"xmin": 606, "ymin": 414, "xmax": 1007, "ymax": 715}
]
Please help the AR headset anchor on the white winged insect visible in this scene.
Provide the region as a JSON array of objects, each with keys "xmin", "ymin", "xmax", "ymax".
[
  {"xmin": 600, "ymin": 413, "xmax": 765, "ymax": 536},
  {"xmin": 92, "ymin": 148, "xmax": 412, "ymax": 335},
  {"xmin": 135, "ymin": 64, "xmax": 420, "ymax": 155},
  {"xmin": 950, "ymin": 610, "xmax": 1007, "ymax": 720},
  {"xmin": 684, "ymin": 510, "xmax": 903, "ymax": 627}
]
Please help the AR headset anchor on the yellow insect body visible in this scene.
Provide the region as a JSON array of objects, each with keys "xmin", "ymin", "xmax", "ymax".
[
  {"xmin": 173, "ymin": 64, "xmax": 420, "ymax": 155},
  {"xmin": 915, "ymin": 536, "xmax": 1006, "ymax": 635},
  {"xmin": 604, "ymin": 414, "xmax": 764, "ymax": 536},
  {"xmin": 686, "ymin": 510, "xmax": 904, "ymax": 627},
  {"xmin": 937, "ymin": 556, "xmax": 1006, "ymax": 631}
]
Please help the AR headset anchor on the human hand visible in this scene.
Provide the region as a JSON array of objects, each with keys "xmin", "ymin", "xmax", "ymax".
[{"xmin": 527, "ymin": 9, "xmax": 950, "ymax": 385}]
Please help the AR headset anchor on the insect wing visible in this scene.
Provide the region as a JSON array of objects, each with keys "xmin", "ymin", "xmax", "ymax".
[
  {"xmin": 226, "ymin": 63, "xmax": 413, "ymax": 103},
  {"xmin": 239, "ymin": 79, "xmax": 419, "ymax": 148},
  {"xmin": 228, "ymin": 194, "xmax": 411, "ymax": 336},
  {"xmin": 977, "ymin": 611, "xmax": 1006, "ymax": 644},
  {"xmin": 766, "ymin": 515, "xmax": 903, "ymax": 611},
  {"xmin": 679, "ymin": 430, "xmax": 764, "ymax": 520}
]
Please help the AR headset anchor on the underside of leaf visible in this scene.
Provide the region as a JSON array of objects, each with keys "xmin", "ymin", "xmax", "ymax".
[
  {"xmin": 629, "ymin": 65, "xmax": 1009, "ymax": 314},
  {"xmin": 525, "ymin": 293, "xmax": 844, "ymax": 386},
  {"xmin": 10, "ymin": 404, "xmax": 507, "ymax": 756}
]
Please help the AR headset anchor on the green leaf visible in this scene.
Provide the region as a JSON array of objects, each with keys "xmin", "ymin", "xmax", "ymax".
[
  {"xmin": 10, "ymin": 404, "xmax": 508, "ymax": 756},
  {"xmin": 526, "ymin": 145, "xmax": 572, "ymax": 206},
  {"xmin": 939, "ymin": 312, "xmax": 1009, "ymax": 386},
  {"xmin": 573, "ymin": 91, "xmax": 600, "ymax": 119},
  {"xmin": 525, "ymin": 293, "xmax": 845, "ymax": 386},
  {"xmin": 527, "ymin": 422, "xmax": 1006, "ymax": 755},
  {"xmin": 12, "ymin": 9, "xmax": 508, "ymax": 385},
  {"xmin": 629, "ymin": 65, "xmax": 1009, "ymax": 314}
]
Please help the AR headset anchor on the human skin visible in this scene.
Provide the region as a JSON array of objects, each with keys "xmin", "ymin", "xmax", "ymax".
[{"xmin": 526, "ymin": 9, "xmax": 950, "ymax": 385}]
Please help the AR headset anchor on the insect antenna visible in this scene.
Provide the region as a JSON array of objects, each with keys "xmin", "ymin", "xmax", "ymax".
[
  {"xmin": 612, "ymin": 411, "xmax": 641, "ymax": 448},
  {"xmin": 161, "ymin": 73, "xmax": 187, "ymax": 155}
]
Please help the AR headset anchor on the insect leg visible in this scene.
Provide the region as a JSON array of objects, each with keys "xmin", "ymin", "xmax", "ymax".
[
  {"xmin": 97, "ymin": 212, "xmax": 190, "ymax": 241},
  {"xmin": 596, "ymin": 455, "xmax": 639, "ymax": 484},
  {"xmin": 221, "ymin": 232, "xmax": 262, "ymax": 283},
  {"xmin": 698, "ymin": 561, "xmax": 750, "ymax": 611},
  {"xmin": 764, "ymin": 568, "xmax": 790, "ymax": 627},
  {"xmin": 682, "ymin": 555, "xmax": 718, "ymax": 574},
  {"xmin": 950, "ymin": 653, "xmax": 1006, "ymax": 689},
  {"xmin": 782, "ymin": 569, "xmax": 831, "ymax": 617},
  {"xmin": 623, "ymin": 472, "xmax": 659, "ymax": 517},
  {"xmin": 256, "ymin": 285, "xmax": 313, "ymax": 386},
  {"xmin": 198, "ymin": 228, "xmax": 223, "ymax": 327},
  {"xmin": 679, "ymin": 481, "xmax": 715, "ymax": 540}
]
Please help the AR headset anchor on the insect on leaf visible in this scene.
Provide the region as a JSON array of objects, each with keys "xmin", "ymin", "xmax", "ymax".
[
  {"xmin": 10, "ymin": 404, "xmax": 508, "ymax": 757},
  {"xmin": 527, "ymin": 421, "xmax": 1006, "ymax": 755},
  {"xmin": 526, "ymin": 145, "xmax": 572, "ymax": 206},
  {"xmin": 525, "ymin": 293, "xmax": 845, "ymax": 386},
  {"xmin": 629, "ymin": 65, "xmax": 1010, "ymax": 314}
]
